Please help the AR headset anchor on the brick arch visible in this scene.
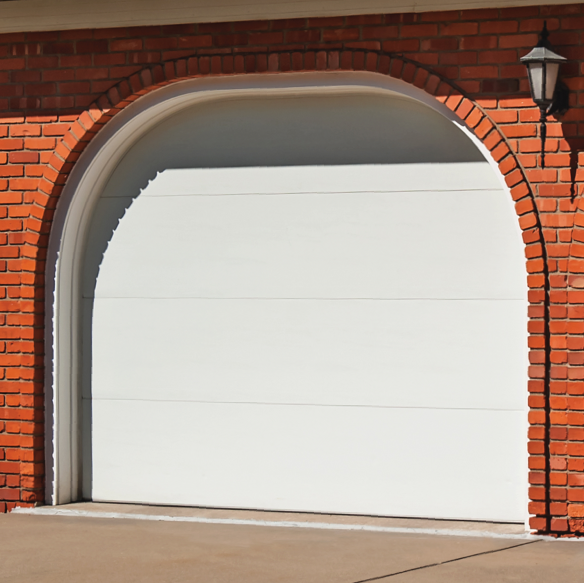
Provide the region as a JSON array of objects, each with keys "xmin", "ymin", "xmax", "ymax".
[
  {"xmin": 32, "ymin": 50, "xmax": 551, "ymax": 532},
  {"xmin": 33, "ymin": 50, "xmax": 541, "ymax": 242}
]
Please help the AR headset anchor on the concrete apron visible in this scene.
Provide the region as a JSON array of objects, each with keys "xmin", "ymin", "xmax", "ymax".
[
  {"xmin": 15, "ymin": 502, "xmax": 530, "ymax": 538},
  {"xmin": 3, "ymin": 504, "xmax": 583, "ymax": 583}
]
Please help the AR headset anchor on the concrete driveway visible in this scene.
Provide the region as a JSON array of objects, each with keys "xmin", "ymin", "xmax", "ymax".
[{"xmin": 1, "ymin": 506, "xmax": 583, "ymax": 583}]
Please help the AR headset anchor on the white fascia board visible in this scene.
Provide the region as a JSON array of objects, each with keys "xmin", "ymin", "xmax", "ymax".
[{"xmin": 0, "ymin": 0, "xmax": 579, "ymax": 34}]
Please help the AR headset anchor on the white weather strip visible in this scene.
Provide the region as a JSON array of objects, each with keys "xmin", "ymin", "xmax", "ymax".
[{"xmin": 12, "ymin": 506, "xmax": 550, "ymax": 541}]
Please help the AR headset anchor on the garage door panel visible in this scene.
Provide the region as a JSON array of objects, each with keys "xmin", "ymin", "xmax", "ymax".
[
  {"xmin": 88, "ymin": 174, "xmax": 525, "ymax": 301},
  {"xmin": 91, "ymin": 297, "xmax": 526, "ymax": 411},
  {"xmin": 91, "ymin": 400, "xmax": 526, "ymax": 522},
  {"xmin": 109, "ymin": 163, "xmax": 501, "ymax": 198},
  {"xmin": 83, "ymin": 196, "xmax": 134, "ymax": 301},
  {"xmin": 99, "ymin": 93, "xmax": 485, "ymax": 202},
  {"xmin": 85, "ymin": 92, "xmax": 527, "ymax": 522}
]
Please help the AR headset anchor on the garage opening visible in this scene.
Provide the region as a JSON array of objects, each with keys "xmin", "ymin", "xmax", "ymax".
[{"xmin": 79, "ymin": 90, "xmax": 527, "ymax": 522}]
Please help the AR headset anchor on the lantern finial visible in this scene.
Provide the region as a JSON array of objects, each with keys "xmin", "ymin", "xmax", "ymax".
[{"xmin": 538, "ymin": 20, "xmax": 549, "ymax": 47}]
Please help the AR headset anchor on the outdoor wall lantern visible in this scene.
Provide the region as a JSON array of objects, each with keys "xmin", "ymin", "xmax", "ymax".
[{"xmin": 520, "ymin": 22, "xmax": 568, "ymax": 166}]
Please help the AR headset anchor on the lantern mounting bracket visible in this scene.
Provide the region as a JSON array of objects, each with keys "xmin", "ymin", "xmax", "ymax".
[{"xmin": 547, "ymin": 80, "xmax": 570, "ymax": 118}]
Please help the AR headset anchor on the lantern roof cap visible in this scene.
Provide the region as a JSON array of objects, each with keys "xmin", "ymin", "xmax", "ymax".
[{"xmin": 520, "ymin": 22, "xmax": 566, "ymax": 64}]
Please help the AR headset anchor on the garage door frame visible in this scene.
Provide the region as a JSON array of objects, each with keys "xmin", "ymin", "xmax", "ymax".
[{"xmin": 44, "ymin": 70, "xmax": 528, "ymax": 518}]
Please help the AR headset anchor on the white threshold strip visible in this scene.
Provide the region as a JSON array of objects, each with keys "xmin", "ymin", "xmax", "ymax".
[{"xmin": 12, "ymin": 506, "xmax": 552, "ymax": 541}]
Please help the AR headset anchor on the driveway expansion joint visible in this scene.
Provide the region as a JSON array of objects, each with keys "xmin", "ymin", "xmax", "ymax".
[{"xmin": 351, "ymin": 540, "xmax": 542, "ymax": 582}]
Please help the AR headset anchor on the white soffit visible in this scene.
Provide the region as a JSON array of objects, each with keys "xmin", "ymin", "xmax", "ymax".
[{"xmin": 0, "ymin": 0, "xmax": 578, "ymax": 34}]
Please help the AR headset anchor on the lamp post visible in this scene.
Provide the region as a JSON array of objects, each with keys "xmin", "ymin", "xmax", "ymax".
[{"xmin": 520, "ymin": 22, "xmax": 567, "ymax": 168}]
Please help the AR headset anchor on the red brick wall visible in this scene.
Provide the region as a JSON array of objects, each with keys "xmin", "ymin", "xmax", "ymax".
[{"xmin": 0, "ymin": 3, "xmax": 584, "ymax": 536}]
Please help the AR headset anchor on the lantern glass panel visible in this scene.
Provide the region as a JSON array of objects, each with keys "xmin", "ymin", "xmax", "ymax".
[
  {"xmin": 545, "ymin": 62, "xmax": 560, "ymax": 102},
  {"xmin": 527, "ymin": 61, "xmax": 544, "ymax": 103}
]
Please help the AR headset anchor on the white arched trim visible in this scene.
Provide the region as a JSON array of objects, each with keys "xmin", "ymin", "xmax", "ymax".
[{"xmin": 45, "ymin": 70, "xmax": 525, "ymax": 507}]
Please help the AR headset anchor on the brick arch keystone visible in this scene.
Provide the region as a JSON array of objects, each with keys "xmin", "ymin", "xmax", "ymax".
[{"xmin": 31, "ymin": 49, "xmax": 553, "ymax": 533}]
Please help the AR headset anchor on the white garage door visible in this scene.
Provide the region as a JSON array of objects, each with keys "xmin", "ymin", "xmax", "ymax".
[{"xmin": 82, "ymin": 92, "xmax": 527, "ymax": 522}]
